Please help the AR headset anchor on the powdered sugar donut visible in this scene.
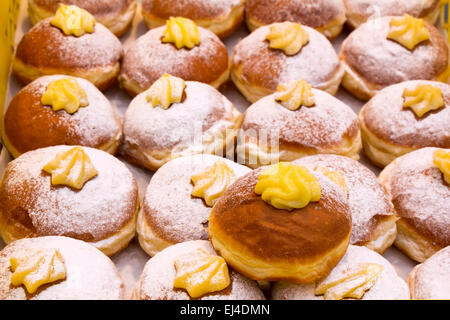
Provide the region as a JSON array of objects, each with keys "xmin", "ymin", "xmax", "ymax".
[
  {"xmin": 294, "ymin": 154, "xmax": 397, "ymax": 253},
  {"xmin": 141, "ymin": 0, "xmax": 245, "ymax": 38},
  {"xmin": 379, "ymin": 148, "xmax": 450, "ymax": 262},
  {"xmin": 231, "ymin": 24, "xmax": 344, "ymax": 103},
  {"xmin": 272, "ymin": 245, "xmax": 410, "ymax": 300},
  {"xmin": 2, "ymin": 75, "xmax": 122, "ymax": 159},
  {"xmin": 0, "ymin": 146, "xmax": 139, "ymax": 256}
]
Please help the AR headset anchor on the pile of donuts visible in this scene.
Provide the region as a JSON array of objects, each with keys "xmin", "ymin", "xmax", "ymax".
[{"xmin": 0, "ymin": 0, "xmax": 448, "ymax": 300}]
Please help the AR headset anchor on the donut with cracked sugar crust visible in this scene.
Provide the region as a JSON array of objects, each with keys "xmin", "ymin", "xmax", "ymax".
[
  {"xmin": 339, "ymin": 16, "xmax": 449, "ymax": 101},
  {"xmin": 119, "ymin": 20, "xmax": 230, "ymax": 97},
  {"xmin": 122, "ymin": 78, "xmax": 242, "ymax": 171},
  {"xmin": 231, "ymin": 23, "xmax": 344, "ymax": 103},
  {"xmin": 133, "ymin": 240, "xmax": 265, "ymax": 300},
  {"xmin": 272, "ymin": 245, "xmax": 410, "ymax": 300},
  {"xmin": 208, "ymin": 163, "xmax": 352, "ymax": 284},
  {"xmin": 344, "ymin": 0, "xmax": 440, "ymax": 29},
  {"xmin": 359, "ymin": 80, "xmax": 450, "ymax": 168},
  {"xmin": 245, "ymin": 0, "xmax": 347, "ymax": 40},
  {"xmin": 0, "ymin": 236, "xmax": 125, "ymax": 300},
  {"xmin": 407, "ymin": 246, "xmax": 450, "ymax": 299},
  {"xmin": 13, "ymin": 9, "xmax": 123, "ymax": 91},
  {"xmin": 236, "ymin": 85, "xmax": 361, "ymax": 168},
  {"xmin": 2, "ymin": 75, "xmax": 123, "ymax": 159},
  {"xmin": 379, "ymin": 147, "xmax": 450, "ymax": 263},
  {"xmin": 137, "ymin": 154, "xmax": 251, "ymax": 257},
  {"xmin": 141, "ymin": 0, "xmax": 245, "ymax": 38},
  {"xmin": 0, "ymin": 146, "xmax": 139, "ymax": 257},
  {"xmin": 293, "ymin": 154, "xmax": 397, "ymax": 254},
  {"xmin": 27, "ymin": 0, "xmax": 137, "ymax": 37}
]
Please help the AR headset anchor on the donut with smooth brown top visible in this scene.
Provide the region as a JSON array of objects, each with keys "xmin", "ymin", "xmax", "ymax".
[
  {"xmin": 141, "ymin": 0, "xmax": 245, "ymax": 38},
  {"xmin": 13, "ymin": 18, "xmax": 123, "ymax": 91},
  {"xmin": 27, "ymin": 0, "xmax": 137, "ymax": 36},
  {"xmin": 208, "ymin": 168, "xmax": 352, "ymax": 284},
  {"xmin": 2, "ymin": 75, "xmax": 122, "ymax": 159},
  {"xmin": 0, "ymin": 146, "xmax": 139, "ymax": 257},
  {"xmin": 245, "ymin": 0, "xmax": 347, "ymax": 39}
]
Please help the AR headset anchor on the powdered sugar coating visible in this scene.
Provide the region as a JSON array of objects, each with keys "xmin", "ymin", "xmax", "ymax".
[
  {"xmin": 294, "ymin": 154, "xmax": 395, "ymax": 245},
  {"xmin": 382, "ymin": 147, "xmax": 450, "ymax": 247},
  {"xmin": 0, "ymin": 236, "xmax": 124, "ymax": 300},
  {"xmin": 123, "ymin": 81, "xmax": 240, "ymax": 152},
  {"xmin": 143, "ymin": 154, "xmax": 251, "ymax": 244},
  {"xmin": 272, "ymin": 245, "xmax": 410, "ymax": 300},
  {"xmin": 136, "ymin": 240, "xmax": 265, "ymax": 300},
  {"xmin": 32, "ymin": 0, "xmax": 135, "ymax": 18},
  {"xmin": 121, "ymin": 26, "xmax": 228, "ymax": 90},
  {"xmin": 239, "ymin": 89, "xmax": 359, "ymax": 150},
  {"xmin": 340, "ymin": 17, "xmax": 448, "ymax": 88},
  {"xmin": 15, "ymin": 18, "xmax": 123, "ymax": 70},
  {"xmin": 0, "ymin": 146, "xmax": 138, "ymax": 241},
  {"xmin": 409, "ymin": 246, "xmax": 450, "ymax": 299},
  {"xmin": 4, "ymin": 75, "xmax": 122, "ymax": 154},
  {"xmin": 232, "ymin": 24, "xmax": 342, "ymax": 91},
  {"xmin": 142, "ymin": 0, "xmax": 242, "ymax": 20},
  {"xmin": 360, "ymin": 80, "xmax": 450, "ymax": 149}
]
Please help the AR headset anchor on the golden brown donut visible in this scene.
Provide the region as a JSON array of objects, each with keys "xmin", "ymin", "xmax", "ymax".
[
  {"xmin": 13, "ymin": 18, "xmax": 123, "ymax": 91},
  {"xmin": 141, "ymin": 0, "xmax": 245, "ymax": 38},
  {"xmin": 122, "ymin": 80, "xmax": 242, "ymax": 171},
  {"xmin": 245, "ymin": 0, "xmax": 347, "ymax": 40},
  {"xmin": 2, "ymin": 75, "xmax": 122, "ymax": 159},
  {"xmin": 344, "ymin": 0, "xmax": 440, "ymax": 29},
  {"xmin": 359, "ymin": 81, "xmax": 450, "ymax": 167},
  {"xmin": 133, "ymin": 240, "xmax": 266, "ymax": 300},
  {"xmin": 293, "ymin": 154, "xmax": 397, "ymax": 253},
  {"xmin": 209, "ymin": 166, "xmax": 352, "ymax": 284},
  {"xmin": 379, "ymin": 148, "xmax": 450, "ymax": 262},
  {"xmin": 272, "ymin": 245, "xmax": 410, "ymax": 300},
  {"xmin": 27, "ymin": 0, "xmax": 137, "ymax": 36},
  {"xmin": 0, "ymin": 236, "xmax": 125, "ymax": 300},
  {"xmin": 0, "ymin": 146, "xmax": 139, "ymax": 257},
  {"xmin": 231, "ymin": 24, "xmax": 344, "ymax": 103},
  {"xmin": 407, "ymin": 246, "xmax": 450, "ymax": 299},
  {"xmin": 137, "ymin": 154, "xmax": 251, "ymax": 256},
  {"xmin": 119, "ymin": 25, "xmax": 229, "ymax": 97},
  {"xmin": 340, "ymin": 16, "xmax": 449, "ymax": 101},
  {"xmin": 236, "ymin": 88, "xmax": 361, "ymax": 168}
]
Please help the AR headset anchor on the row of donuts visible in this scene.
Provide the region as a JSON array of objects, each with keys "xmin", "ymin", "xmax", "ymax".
[
  {"xmin": 2, "ymin": 71, "xmax": 450, "ymax": 173},
  {"xmin": 26, "ymin": 0, "xmax": 442, "ymax": 40},
  {"xmin": 12, "ymin": 1, "xmax": 450, "ymax": 103},
  {"xmin": 0, "ymin": 145, "xmax": 448, "ymax": 299}
]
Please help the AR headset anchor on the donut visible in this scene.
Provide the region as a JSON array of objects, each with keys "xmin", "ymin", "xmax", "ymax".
[
  {"xmin": 245, "ymin": 0, "xmax": 347, "ymax": 40},
  {"xmin": 379, "ymin": 147, "xmax": 450, "ymax": 262},
  {"xmin": 359, "ymin": 80, "xmax": 450, "ymax": 167},
  {"xmin": 293, "ymin": 154, "xmax": 397, "ymax": 253},
  {"xmin": 2, "ymin": 75, "xmax": 122, "ymax": 159},
  {"xmin": 137, "ymin": 154, "xmax": 251, "ymax": 256},
  {"xmin": 27, "ymin": 0, "xmax": 137, "ymax": 36},
  {"xmin": 119, "ymin": 17, "xmax": 229, "ymax": 96},
  {"xmin": 0, "ymin": 146, "xmax": 139, "ymax": 257},
  {"xmin": 344, "ymin": 0, "xmax": 440, "ymax": 29},
  {"xmin": 0, "ymin": 236, "xmax": 125, "ymax": 300},
  {"xmin": 236, "ymin": 81, "xmax": 361, "ymax": 168},
  {"xmin": 122, "ymin": 75, "xmax": 242, "ymax": 171},
  {"xmin": 13, "ymin": 5, "xmax": 123, "ymax": 91},
  {"xmin": 141, "ymin": 0, "xmax": 245, "ymax": 38},
  {"xmin": 340, "ymin": 16, "xmax": 449, "ymax": 101},
  {"xmin": 133, "ymin": 240, "xmax": 265, "ymax": 300},
  {"xmin": 209, "ymin": 162, "xmax": 352, "ymax": 283},
  {"xmin": 231, "ymin": 22, "xmax": 344, "ymax": 103},
  {"xmin": 407, "ymin": 246, "xmax": 450, "ymax": 299},
  {"xmin": 272, "ymin": 245, "xmax": 410, "ymax": 300}
]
